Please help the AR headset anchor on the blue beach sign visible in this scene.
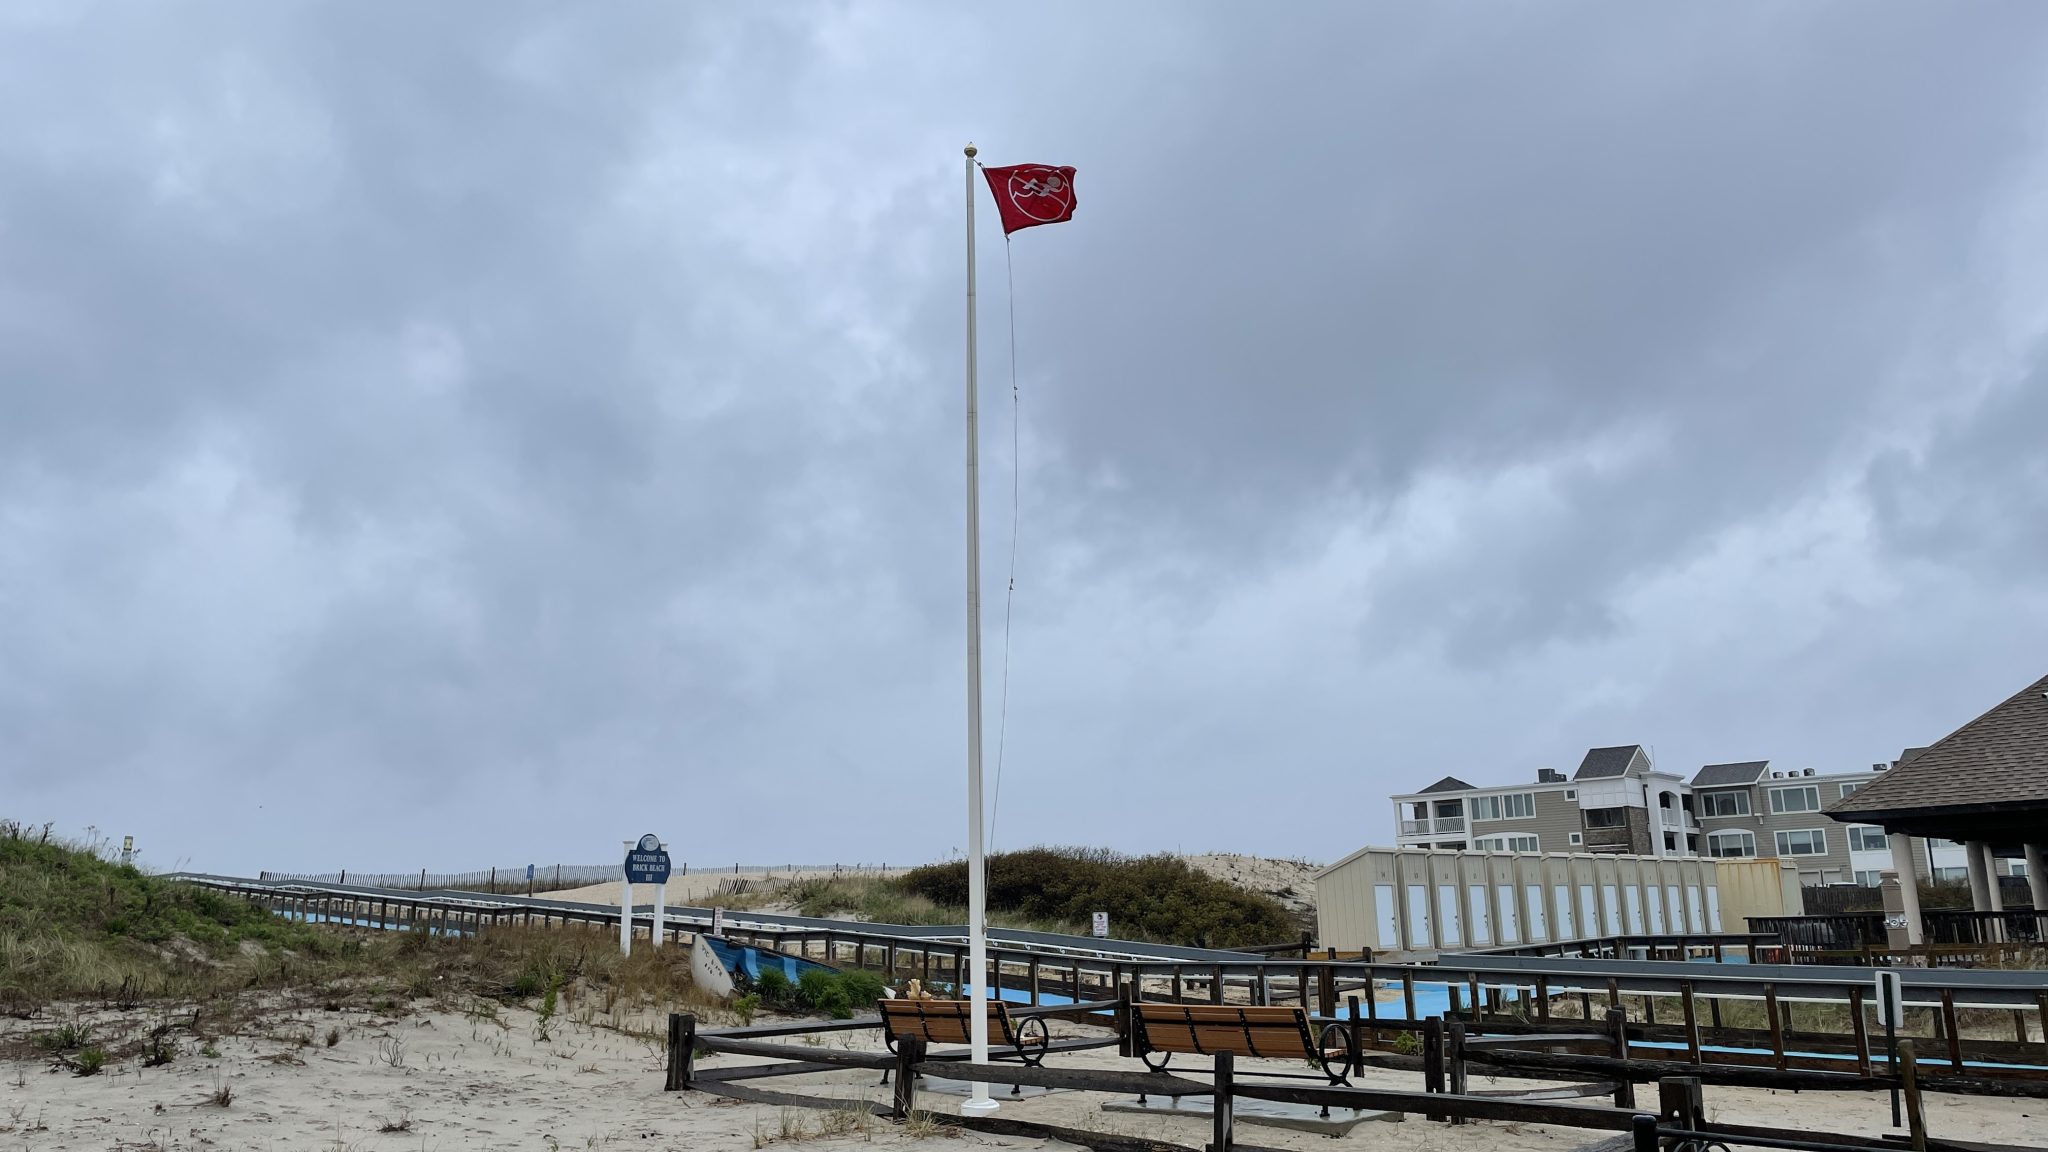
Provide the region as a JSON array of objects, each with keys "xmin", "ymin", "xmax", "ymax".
[{"xmin": 625, "ymin": 834, "xmax": 671, "ymax": 885}]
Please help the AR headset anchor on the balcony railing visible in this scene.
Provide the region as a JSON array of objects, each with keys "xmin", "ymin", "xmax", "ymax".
[{"xmin": 1399, "ymin": 816, "xmax": 1466, "ymax": 836}]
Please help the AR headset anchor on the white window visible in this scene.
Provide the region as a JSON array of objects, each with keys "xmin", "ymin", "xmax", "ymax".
[
  {"xmin": 1776, "ymin": 828, "xmax": 1827, "ymax": 856},
  {"xmin": 1933, "ymin": 867, "xmax": 1968, "ymax": 883},
  {"xmin": 1707, "ymin": 830, "xmax": 1756, "ymax": 858},
  {"xmin": 1568, "ymin": 832, "xmax": 1583, "ymax": 846},
  {"xmin": 1699, "ymin": 790, "xmax": 1751, "ymax": 817},
  {"xmin": 1471, "ymin": 793, "xmax": 1536, "ymax": 821},
  {"xmin": 1769, "ymin": 785, "xmax": 1821, "ymax": 814},
  {"xmin": 1473, "ymin": 834, "xmax": 1539, "ymax": 852},
  {"xmin": 1839, "ymin": 782, "xmax": 1863, "ymax": 798},
  {"xmin": 1565, "ymin": 789, "xmax": 1576, "ymax": 800},
  {"xmin": 1853, "ymin": 870, "xmax": 1887, "ymax": 887},
  {"xmin": 1847, "ymin": 826, "xmax": 1889, "ymax": 853}
]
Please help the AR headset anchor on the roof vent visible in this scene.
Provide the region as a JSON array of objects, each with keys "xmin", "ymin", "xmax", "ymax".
[{"xmin": 1802, "ymin": 768, "xmax": 1815, "ymax": 777}]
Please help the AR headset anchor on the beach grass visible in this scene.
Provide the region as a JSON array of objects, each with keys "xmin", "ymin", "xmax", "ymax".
[{"xmin": 1, "ymin": 820, "xmax": 737, "ymax": 1032}]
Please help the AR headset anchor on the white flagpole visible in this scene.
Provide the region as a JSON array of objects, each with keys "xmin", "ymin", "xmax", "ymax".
[{"xmin": 960, "ymin": 141, "xmax": 997, "ymax": 1115}]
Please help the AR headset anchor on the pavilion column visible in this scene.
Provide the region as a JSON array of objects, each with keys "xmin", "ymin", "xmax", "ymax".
[
  {"xmin": 2025, "ymin": 844, "xmax": 2048, "ymax": 915},
  {"xmin": 1965, "ymin": 840, "xmax": 1995, "ymax": 911},
  {"xmin": 1982, "ymin": 843, "xmax": 2006, "ymax": 913},
  {"xmin": 1887, "ymin": 834, "xmax": 1925, "ymax": 947}
]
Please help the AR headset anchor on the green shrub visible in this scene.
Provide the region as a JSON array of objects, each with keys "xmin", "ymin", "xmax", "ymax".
[
  {"xmin": 733, "ymin": 994, "xmax": 760, "ymax": 1025},
  {"xmin": 899, "ymin": 847, "xmax": 1296, "ymax": 949},
  {"xmin": 756, "ymin": 967, "xmax": 792, "ymax": 1008},
  {"xmin": 73, "ymin": 1046, "xmax": 106, "ymax": 1076},
  {"xmin": 839, "ymin": 970, "xmax": 885, "ymax": 1006}
]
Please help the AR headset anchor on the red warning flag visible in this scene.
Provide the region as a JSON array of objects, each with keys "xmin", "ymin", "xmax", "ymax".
[{"xmin": 981, "ymin": 163, "xmax": 1077, "ymax": 235}]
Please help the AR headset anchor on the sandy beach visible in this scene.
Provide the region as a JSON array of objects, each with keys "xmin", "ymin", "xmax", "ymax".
[{"xmin": 8, "ymin": 1001, "xmax": 2044, "ymax": 1152}]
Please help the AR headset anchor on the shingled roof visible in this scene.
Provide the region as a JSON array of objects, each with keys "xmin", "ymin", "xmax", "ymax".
[
  {"xmin": 1692, "ymin": 761, "xmax": 1769, "ymax": 788},
  {"xmin": 1417, "ymin": 775, "xmax": 1476, "ymax": 795},
  {"xmin": 1828, "ymin": 670, "xmax": 2048, "ymax": 838},
  {"xmin": 1574, "ymin": 745, "xmax": 1645, "ymax": 780}
]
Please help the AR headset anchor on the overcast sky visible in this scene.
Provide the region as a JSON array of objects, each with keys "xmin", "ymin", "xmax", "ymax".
[{"xmin": 5, "ymin": 2, "xmax": 2047, "ymax": 878}]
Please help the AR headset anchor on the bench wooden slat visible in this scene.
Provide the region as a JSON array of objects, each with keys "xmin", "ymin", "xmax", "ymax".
[
  {"xmin": 1133, "ymin": 1002, "xmax": 1327, "ymax": 1061},
  {"xmin": 877, "ymin": 999, "xmax": 1030, "ymax": 1052}
]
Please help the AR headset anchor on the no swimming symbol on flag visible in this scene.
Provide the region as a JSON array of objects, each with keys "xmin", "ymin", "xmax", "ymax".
[{"xmin": 983, "ymin": 163, "xmax": 1077, "ymax": 235}]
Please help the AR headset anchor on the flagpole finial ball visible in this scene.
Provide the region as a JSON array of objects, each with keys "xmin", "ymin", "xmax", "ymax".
[{"xmin": 964, "ymin": 143, "xmax": 977, "ymax": 158}]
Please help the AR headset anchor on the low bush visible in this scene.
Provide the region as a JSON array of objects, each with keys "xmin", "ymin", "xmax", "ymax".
[
  {"xmin": 753, "ymin": 965, "xmax": 885, "ymax": 1020},
  {"xmin": 900, "ymin": 847, "xmax": 1297, "ymax": 949}
]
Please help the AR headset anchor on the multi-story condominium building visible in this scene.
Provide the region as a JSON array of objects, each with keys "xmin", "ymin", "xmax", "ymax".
[
  {"xmin": 1692, "ymin": 753, "xmax": 2025, "ymax": 886},
  {"xmin": 1392, "ymin": 745, "xmax": 1702, "ymax": 860},
  {"xmin": 1393, "ymin": 745, "xmax": 1993, "ymax": 887}
]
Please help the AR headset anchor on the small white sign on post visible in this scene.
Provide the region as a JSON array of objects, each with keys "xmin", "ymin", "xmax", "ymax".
[
  {"xmin": 711, "ymin": 907, "xmax": 726, "ymax": 938},
  {"xmin": 1874, "ymin": 969, "xmax": 1906, "ymax": 1027},
  {"xmin": 1091, "ymin": 911, "xmax": 1109, "ymax": 939}
]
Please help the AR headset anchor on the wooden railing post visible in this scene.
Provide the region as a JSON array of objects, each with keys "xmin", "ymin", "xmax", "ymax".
[
  {"xmin": 1347, "ymin": 995, "xmax": 1363, "ymax": 1075},
  {"xmin": 1423, "ymin": 1017, "xmax": 1446, "ymax": 1121},
  {"xmin": 1657, "ymin": 1076, "xmax": 1703, "ymax": 1142},
  {"xmin": 665, "ymin": 1013, "xmax": 696, "ymax": 1091},
  {"xmin": 893, "ymin": 1035, "xmax": 924, "ymax": 1119},
  {"xmin": 1213, "ymin": 1051, "xmax": 1235, "ymax": 1152},
  {"xmin": 1607, "ymin": 1005, "xmax": 1635, "ymax": 1109},
  {"xmin": 1631, "ymin": 1113, "xmax": 1660, "ymax": 1152},
  {"xmin": 1899, "ymin": 1039, "xmax": 1926, "ymax": 1152},
  {"xmin": 1447, "ymin": 1020, "xmax": 1468, "ymax": 1125}
]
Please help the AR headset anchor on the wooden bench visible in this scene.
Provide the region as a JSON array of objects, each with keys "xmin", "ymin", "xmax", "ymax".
[
  {"xmin": 876, "ymin": 999, "xmax": 1050, "ymax": 1093},
  {"xmin": 1130, "ymin": 1003, "xmax": 1353, "ymax": 1087}
]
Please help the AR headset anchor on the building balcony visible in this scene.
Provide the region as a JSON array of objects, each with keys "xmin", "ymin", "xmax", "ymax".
[
  {"xmin": 1582, "ymin": 825, "xmax": 1634, "ymax": 851},
  {"xmin": 1399, "ymin": 816, "xmax": 1466, "ymax": 836}
]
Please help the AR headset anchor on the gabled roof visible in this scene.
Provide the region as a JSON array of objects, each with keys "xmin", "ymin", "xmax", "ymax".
[
  {"xmin": 1574, "ymin": 745, "xmax": 1645, "ymax": 780},
  {"xmin": 1417, "ymin": 775, "xmax": 1475, "ymax": 795},
  {"xmin": 1692, "ymin": 761, "xmax": 1769, "ymax": 788},
  {"xmin": 1829, "ymin": 671, "xmax": 2048, "ymax": 822}
]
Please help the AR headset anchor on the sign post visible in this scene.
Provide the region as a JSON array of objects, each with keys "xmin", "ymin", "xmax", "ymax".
[
  {"xmin": 712, "ymin": 907, "xmax": 726, "ymax": 938},
  {"xmin": 1091, "ymin": 911, "xmax": 1109, "ymax": 939},
  {"xmin": 1877, "ymin": 970, "xmax": 1904, "ymax": 1127},
  {"xmin": 652, "ymin": 841, "xmax": 669, "ymax": 949},
  {"xmin": 621, "ymin": 834, "xmax": 673, "ymax": 957},
  {"xmin": 526, "ymin": 863, "xmax": 535, "ymax": 898}
]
